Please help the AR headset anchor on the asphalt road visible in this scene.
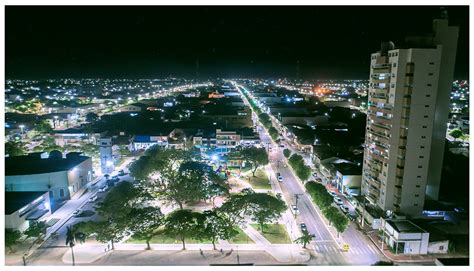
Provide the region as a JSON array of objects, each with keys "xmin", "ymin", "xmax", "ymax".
[{"xmin": 235, "ymin": 82, "xmax": 387, "ymax": 265}]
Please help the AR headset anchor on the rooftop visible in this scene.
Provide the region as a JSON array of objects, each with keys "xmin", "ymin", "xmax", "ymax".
[
  {"xmin": 6, "ymin": 153, "xmax": 90, "ymax": 176},
  {"xmin": 386, "ymin": 219, "xmax": 427, "ymax": 233},
  {"xmin": 5, "ymin": 191, "xmax": 49, "ymax": 215}
]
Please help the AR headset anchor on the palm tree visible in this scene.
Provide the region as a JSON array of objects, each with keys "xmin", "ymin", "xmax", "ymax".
[
  {"xmin": 294, "ymin": 232, "xmax": 313, "ymax": 249},
  {"xmin": 65, "ymin": 226, "xmax": 76, "ymax": 266}
]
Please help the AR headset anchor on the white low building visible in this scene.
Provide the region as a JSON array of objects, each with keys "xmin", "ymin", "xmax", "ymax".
[{"xmin": 5, "ymin": 191, "xmax": 52, "ymax": 232}]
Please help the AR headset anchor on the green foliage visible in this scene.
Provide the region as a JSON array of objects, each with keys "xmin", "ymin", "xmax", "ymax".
[
  {"xmin": 240, "ymin": 146, "xmax": 269, "ymax": 176},
  {"xmin": 305, "ymin": 182, "xmax": 333, "ymax": 208},
  {"xmin": 258, "ymin": 113, "xmax": 272, "ymax": 128},
  {"xmin": 5, "ymin": 229, "xmax": 22, "ymax": 253},
  {"xmin": 268, "ymin": 127, "xmax": 279, "ymax": 140},
  {"xmin": 283, "ymin": 148, "xmax": 291, "ymax": 158},
  {"xmin": 35, "ymin": 120, "xmax": 53, "ymax": 134},
  {"xmin": 294, "ymin": 231, "xmax": 313, "ymax": 249},
  {"xmin": 449, "ymin": 129, "xmax": 463, "ymax": 139},
  {"xmin": 5, "ymin": 141, "xmax": 26, "ymax": 156},
  {"xmin": 220, "ymin": 190, "xmax": 287, "ymax": 232},
  {"xmin": 288, "ymin": 154, "xmax": 311, "ymax": 181},
  {"xmin": 164, "ymin": 209, "xmax": 204, "ymax": 250},
  {"xmin": 24, "ymin": 221, "xmax": 47, "ymax": 240},
  {"xmin": 128, "ymin": 207, "xmax": 164, "ymax": 249},
  {"xmin": 86, "ymin": 112, "xmax": 99, "ymax": 122},
  {"xmin": 198, "ymin": 210, "xmax": 238, "ymax": 250},
  {"xmin": 75, "ymin": 220, "xmax": 128, "ymax": 249}
]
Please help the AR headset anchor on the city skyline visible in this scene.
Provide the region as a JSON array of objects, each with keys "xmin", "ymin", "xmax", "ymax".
[{"xmin": 6, "ymin": 5, "xmax": 469, "ymax": 79}]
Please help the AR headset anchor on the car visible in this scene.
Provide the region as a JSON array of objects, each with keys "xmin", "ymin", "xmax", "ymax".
[
  {"xmin": 340, "ymin": 205, "xmax": 349, "ymax": 213},
  {"xmin": 88, "ymin": 195, "xmax": 98, "ymax": 202},
  {"xmin": 276, "ymin": 193, "xmax": 282, "ymax": 199},
  {"xmin": 73, "ymin": 209, "xmax": 83, "ymax": 217},
  {"xmin": 279, "ymin": 144, "xmax": 285, "ymax": 148},
  {"xmin": 334, "ymin": 197, "xmax": 344, "ymax": 205},
  {"xmin": 347, "ymin": 213, "xmax": 358, "ymax": 221},
  {"xmin": 98, "ymin": 186, "xmax": 108, "ymax": 192},
  {"xmin": 277, "ymin": 172, "xmax": 283, "ymax": 182},
  {"xmin": 118, "ymin": 170, "xmax": 126, "ymax": 176},
  {"xmin": 291, "ymin": 205, "xmax": 300, "ymax": 215},
  {"xmin": 329, "ymin": 191, "xmax": 338, "ymax": 197},
  {"xmin": 312, "ymin": 172, "xmax": 318, "ymax": 178},
  {"xmin": 300, "ymin": 223, "xmax": 308, "ymax": 233}
]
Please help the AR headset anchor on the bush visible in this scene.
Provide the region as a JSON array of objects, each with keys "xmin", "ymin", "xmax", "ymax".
[
  {"xmin": 268, "ymin": 127, "xmax": 278, "ymax": 140},
  {"xmin": 283, "ymin": 149, "xmax": 291, "ymax": 158}
]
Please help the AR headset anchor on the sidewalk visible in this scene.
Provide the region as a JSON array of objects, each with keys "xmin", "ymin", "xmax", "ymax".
[{"xmin": 366, "ymin": 231, "xmax": 443, "ymax": 263}]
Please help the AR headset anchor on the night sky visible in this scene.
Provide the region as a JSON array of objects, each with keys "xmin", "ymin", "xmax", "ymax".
[{"xmin": 5, "ymin": 6, "xmax": 469, "ymax": 79}]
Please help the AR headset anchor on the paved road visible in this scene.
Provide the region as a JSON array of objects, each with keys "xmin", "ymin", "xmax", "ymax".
[
  {"xmin": 235, "ymin": 82, "xmax": 386, "ymax": 265},
  {"xmin": 23, "ymin": 158, "xmax": 135, "ymax": 266}
]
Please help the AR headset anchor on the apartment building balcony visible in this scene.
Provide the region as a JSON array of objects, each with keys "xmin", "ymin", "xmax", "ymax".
[
  {"xmin": 402, "ymin": 97, "xmax": 412, "ymax": 107},
  {"xmin": 370, "ymin": 77, "xmax": 390, "ymax": 84},
  {"xmin": 394, "ymin": 187, "xmax": 402, "ymax": 197},
  {"xmin": 396, "ymin": 167, "xmax": 404, "ymax": 177},
  {"xmin": 367, "ymin": 149, "xmax": 388, "ymax": 163},
  {"xmin": 370, "ymin": 97, "xmax": 388, "ymax": 104},
  {"xmin": 370, "ymin": 87, "xmax": 389, "ymax": 95},
  {"xmin": 398, "ymin": 138, "xmax": 407, "ymax": 146},
  {"xmin": 368, "ymin": 125, "xmax": 390, "ymax": 137},
  {"xmin": 368, "ymin": 105, "xmax": 392, "ymax": 115},
  {"xmin": 372, "ymin": 121, "xmax": 391, "ymax": 130},
  {"xmin": 366, "ymin": 158, "xmax": 383, "ymax": 171},
  {"xmin": 395, "ymin": 176, "xmax": 403, "ymax": 186}
]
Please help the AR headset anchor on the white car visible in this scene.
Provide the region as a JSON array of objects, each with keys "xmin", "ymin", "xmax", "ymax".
[
  {"xmin": 329, "ymin": 191, "xmax": 338, "ymax": 197},
  {"xmin": 73, "ymin": 209, "xmax": 83, "ymax": 217},
  {"xmin": 291, "ymin": 205, "xmax": 300, "ymax": 215},
  {"xmin": 98, "ymin": 186, "xmax": 108, "ymax": 193},
  {"xmin": 334, "ymin": 197, "xmax": 344, "ymax": 205},
  {"xmin": 88, "ymin": 195, "xmax": 98, "ymax": 202}
]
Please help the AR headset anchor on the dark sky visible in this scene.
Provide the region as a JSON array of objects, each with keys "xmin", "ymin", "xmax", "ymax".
[{"xmin": 5, "ymin": 6, "xmax": 469, "ymax": 79}]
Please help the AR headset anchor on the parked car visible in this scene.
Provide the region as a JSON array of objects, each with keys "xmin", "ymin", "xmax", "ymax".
[
  {"xmin": 118, "ymin": 169, "xmax": 126, "ymax": 176},
  {"xmin": 73, "ymin": 209, "xmax": 83, "ymax": 217},
  {"xmin": 340, "ymin": 205, "xmax": 349, "ymax": 213},
  {"xmin": 300, "ymin": 223, "xmax": 308, "ymax": 233},
  {"xmin": 334, "ymin": 197, "xmax": 344, "ymax": 205},
  {"xmin": 276, "ymin": 193, "xmax": 282, "ymax": 199},
  {"xmin": 88, "ymin": 195, "xmax": 98, "ymax": 202},
  {"xmin": 279, "ymin": 144, "xmax": 285, "ymax": 148},
  {"xmin": 291, "ymin": 205, "xmax": 300, "ymax": 215},
  {"xmin": 347, "ymin": 213, "xmax": 358, "ymax": 221},
  {"xmin": 329, "ymin": 191, "xmax": 338, "ymax": 197},
  {"xmin": 98, "ymin": 186, "xmax": 108, "ymax": 193},
  {"xmin": 277, "ymin": 172, "xmax": 283, "ymax": 182},
  {"xmin": 312, "ymin": 172, "xmax": 318, "ymax": 178}
]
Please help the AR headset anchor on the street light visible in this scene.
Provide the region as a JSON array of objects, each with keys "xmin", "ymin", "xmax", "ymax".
[{"xmin": 19, "ymin": 124, "xmax": 25, "ymax": 135}]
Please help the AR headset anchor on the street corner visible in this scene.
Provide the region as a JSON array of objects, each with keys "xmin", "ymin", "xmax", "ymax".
[
  {"xmin": 62, "ymin": 244, "xmax": 110, "ymax": 265},
  {"xmin": 266, "ymin": 244, "xmax": 310, "ymax": 264}
]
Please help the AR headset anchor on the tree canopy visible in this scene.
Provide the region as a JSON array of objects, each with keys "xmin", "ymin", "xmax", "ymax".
[{"xmin": 241, "ymin": 146, "xmax": 269, "ymax": 176}]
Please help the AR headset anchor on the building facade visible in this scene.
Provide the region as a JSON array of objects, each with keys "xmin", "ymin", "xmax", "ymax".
[{"xmin": 362, "ymin": 19, "xmax": 459, "ymax": 216}]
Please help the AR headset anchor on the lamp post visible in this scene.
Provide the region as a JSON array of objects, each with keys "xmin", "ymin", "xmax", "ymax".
[
  {"xmin": 19, "ymin": 124, "xmax": 25, "ymax": 135},
  {"xmin": 53, "ymin": 115, "xmax": 59, "ymax": 129},
  {"xmin": 184, "ymin": 137, "xmax": 187, "ymax": 151}
]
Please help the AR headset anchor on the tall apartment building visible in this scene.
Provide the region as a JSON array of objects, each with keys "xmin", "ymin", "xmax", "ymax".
[{"xmin": 362, "ymin": 19, "xmax": 458, "ymax": 216}]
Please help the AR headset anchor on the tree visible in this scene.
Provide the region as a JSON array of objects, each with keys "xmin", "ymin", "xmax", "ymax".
[
  {"xmin": 35, "ymin": 120, "xmax": 53, "ymax": 134},
  {"xmin": 131, "ymin": 148, "xmax": 228, "ymax": 209},
  {"xmin": 449, "ymin": 129, "xmax": 464, "ymax": 141},
  {"xmin": 199, "ymin": 210, "xmax": 238, "ymax": 250},
  {"xmin": 332, "ymin": 213, "xmax": 349, "ymax": 237},
  {"xmin": 164, "ymin": 209, "xmax": 203, "ymax": 250},
  {"xmin": 75, "ymin": 221, "xmax": 127, "ymax": 250},
  {"xmin": 221, "ymin": 190, "xmax": 286, "ymax": 233},
  {"xmin": 5, "ymin": 229, "xmax": 22, "ymax": 253},
  {"xmin": 24, "ymin": 221, "xmax": 47, "ymax": 242},
  {"xmin": 241, "ymin": 146, "xmax": 269, "ymax": 177},
  {"xmin": 65, "ymin": 226, "xmax": 77, "ymax": 266},
  {"xmin": 5, "ymin": 141, "xmax": 26, "ymax": 156},
  {"xmin": 283, "ymin": 148, "xmax": 291, "ymax": 158},
  {"xmin": 268, "ymin": 127, "xmax": 279, "ymax": 140},
  {"xmin": 128, "ymin": 207, "xmax": 164, "ymax": 250},
  {"xmin": 305, "ymin": 182, "xmax": 333, "ymax": 208},
  {"xmin": 288, "ymin": 154, "xmax": 311, "ymax": 181},
  {"xmin": 322, "ymin": 207, "xmax": 340, "ymax": 226},
  {"xmin": 86, "ymin": 112, "xmax": 99, "ymax": 123},
  {"xmin": 294, "ymin": 231, "xmax": 313, "ymax": 249}
]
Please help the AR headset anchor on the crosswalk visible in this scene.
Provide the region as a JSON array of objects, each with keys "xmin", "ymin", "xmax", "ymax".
[{"xmin": 313, "ymin": 244, "xmax": 380, "ymax": 255}]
